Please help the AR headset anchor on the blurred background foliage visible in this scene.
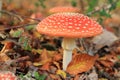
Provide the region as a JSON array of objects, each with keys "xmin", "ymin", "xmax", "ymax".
[
  {"xmin": 1, "ymin": 0, "xmax": 120, "ymax": 26},
  {"xmin": 3, "ymin": 0, "xmax": 120, "ymax": 14}
]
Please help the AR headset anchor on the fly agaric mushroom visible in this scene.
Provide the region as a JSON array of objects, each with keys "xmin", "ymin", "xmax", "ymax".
[
  {"xmin": 36, "ymin": 13, "xmax": 103, "ymax": 70},
  {"xmin": 0, "ymin": 71, "xmax": 17, "ymax": 80},
  {"xmin": 49, "ymin": 6, "xmax": 80, "ymax": 14}
]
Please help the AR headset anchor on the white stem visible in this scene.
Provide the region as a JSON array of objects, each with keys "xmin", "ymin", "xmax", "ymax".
[{"xmin": 62, "ymin": 38, "xmax": 76, "ymax": 70}]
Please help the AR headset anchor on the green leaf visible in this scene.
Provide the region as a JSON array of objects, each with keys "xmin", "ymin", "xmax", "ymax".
[
  {"xmin": 19, "ymin": 73, "xmax": 24, "ymax": 79},
  {"xmin": 108, "ymin": 0, "xmax": 113, "ymax": 3},
  {"xmin": 99, "ymin": 9, "xmax": 111, "ymax": 17},
  {"xmin": 35, "ymin": 2, "xmax": 40, "ymax": 7},
  {"xmin": 87, "ymin": 0, "xmax": 98, "ymax": 13},
  {"xmin": 34, "ymin": 72, "xmax": 46, "ymax": 80},
  {"xmin": 117, "ymin": 0, "xmax": 120, "ymax": 7},
  {"xmin": 25, "ymin": 25, "xmax": 36, "ymax": 31},
  {"xmin": 35, "ymin": 0, "xmax": 46, "ymax": 8},
  {"xmin": 71, "ymin": 0, "xmax": 77, "ymax": 7},
  {"xmin": 109, "ymin": 3, "xmax": 117, "ymax": 11},
  {"xmin": 38, "ymin": 0, "xmax": 46, "ymax": 8},
  {"xmin": 117, "ymin": 55, "xmax": 120, "ymax": 59},
  {"xmin": 10, "ymin": 29, "xmax": 24, "ymax": 38},
  {"xmin": 18, "ymin": 36, "xmax": 32, "ymax": 51},
  {"xmin": 108, "ymin": 0, "xmax": 117, "ymax": 11}
]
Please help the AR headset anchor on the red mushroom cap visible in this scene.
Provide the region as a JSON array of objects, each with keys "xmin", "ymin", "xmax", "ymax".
[
  {"xmin": 36, "ymin": 13, "xmax": 103, "ymax": 38},
  {"xmin": 49, "ymin": 6, "xmax": 80, "ymax": 13},
  {"xmin": 0, "ymin": 71, "xmax": 17, "ymax": 80}
]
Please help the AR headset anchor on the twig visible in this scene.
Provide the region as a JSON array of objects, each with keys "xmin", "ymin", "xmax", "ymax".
[
  {"xmin": 0, "ymin": 10, "xmax": 24, "ymax": 22},
  {"xmin": 0, "ymin": 10, "xmax": 41, "ymax": 22},
  {"xmin": 11, "ymin": 11, "xmax": 42, "ymax": 22},
  {"xmin": 15, "ymin": 56, "xmax": 30, "ymax": 62},
  {"xmin": 0, "ymin": 23, "xmax": 38, "ymax": 31}
]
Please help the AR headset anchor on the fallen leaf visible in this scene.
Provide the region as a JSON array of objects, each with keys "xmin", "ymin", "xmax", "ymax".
[
  {"xmin": 49, "ymin": 74, "xmax": 61, "ymax": 80},
  {"xmin": 99, "ymin": 78, "xmax": 108, "ymax": 80},
  {"xmin": 56, "ymin": 70, "xmax": 66, "ymax": 78},
  {"xmin": 33, "ymin": 62, "xmax": 42, "ymax": 66},
  {"xmin": 53, "ymin": 61, "xmax": 61, "ymax": 70},
  {"xmin": 40, "ymin": 62, "xmax": 51, "ymax": 71},
  {"xmin": 66, "ymin": 53, "xmax": 98, "ymax": 75},
  {"xmin": 97, "ymin": 54, "xmax": 118, "ymax": 68},
  {"xmin": 0, "ymin": 41, "xmax": 14, "ymax": 53},
  {"xmin": 74, "ymin": 74, "xmax": 81, "ymax": 80},
  {"xmin": 9, "ymin": 28, "xmax": 24, "ymax": 38},
  {"xmin": 0, "ymin": 41, "xmax": 14, "ymax": 61},
  {"xmin": 0, "ymin": 53, "xmax": 11, "ymax": 61},
  {"xmin": 40, "ymin": 49, "xmax": 50, "ymax": 60},
  {"xmin": 53, "ymin": 53, "xmax": 62, "ymax": 61}
]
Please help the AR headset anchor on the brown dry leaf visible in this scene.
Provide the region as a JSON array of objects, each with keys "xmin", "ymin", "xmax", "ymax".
[
  {"xmin": 99, "ymin": 60, "xmax": 114, "ymax": 68},
  {"xmin": 40, "ymin": 58, "xmax": 52, "ymax": 66},
  {"xmin": 0, "ymin": 41, "xmax": 14, "ymax": 53},
  {"xmin": 49, "ymin": 74, "xmax": 61, "ymax": 80},
  {"xmin": 66, "ymin": 53, "xmax": 98, "ymax": 75},
  {"xmin": 0, "ymin": 53, "xmax": 11, "ymax": 61},
  {"xmin": 40, "ymin": 62, "xmax": 51, "ymax": 71},
  {"xmin": 0, "ymin": 41, "xmax": 14, "ymax": 61},
  {"xmin": 99, "ymin": 54, "xmax": 118, "ymax": 62},
  {"xmin": 97, "ymin": 54, "xmax": 118, "ymax": 68},
  {"xmin": 40, "ymin": 49, "xmax": 52, "ymax": 64},
  {"xmin": 53, "ymin": 53, "xmax": 62, "ymax": 61},
  {"xmin": 33, "ymin": 57, "xmax": 52, "ymax": 66},
  {"xmin": 33, "ymin": 49, "xmax": 52, "ymax": 67},
  {"xmin": 41, "ymin": 49, "xmax": 50, "ymax": 60},
  {"xmin": 74, "ymin": 74, "xmax": 81, "ymax": 80},
  {"xmin": 53, "ymin": 61, "xmax": 61, "ymax": 70},
  {"xmin": 94, "ymin": 62, "xmax": 103, "ymax": 70},
  {"xmin": 49, "ymin": 65, "xmax": 57, "ymax": 74}
]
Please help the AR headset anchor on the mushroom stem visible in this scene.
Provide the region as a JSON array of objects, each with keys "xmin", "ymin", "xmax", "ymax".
[{"xmin": 62, "ymin": 38, "xmax": 76, "ymax": 70}]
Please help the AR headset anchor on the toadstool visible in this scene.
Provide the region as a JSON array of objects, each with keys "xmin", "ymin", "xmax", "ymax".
[
  {"xmin": 0, "ymin": 71, "xmax": 17, "ymax": 80},
  {"xmin": 49, "ymin": 6, "xmax": 80, "ymax": 14},
  {"xmin": 36, "ymin": 13, "xmax": 103, "ymax": 70}
]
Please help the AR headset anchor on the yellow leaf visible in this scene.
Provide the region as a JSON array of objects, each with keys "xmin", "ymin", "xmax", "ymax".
[
  {"xmin": 56, "ymin": 70, "xmax": 66, "ymax": 78},
  {"xmin": 32, "ymin": 49, "xmax": 42, "ymax": 54},
  {"xmin": 99, "ymin": 78, "xmax": 108, "ymax": 80},
  {"xmin": 33, "ymin": 62, "xmax": 42, "ymax": 66}
]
